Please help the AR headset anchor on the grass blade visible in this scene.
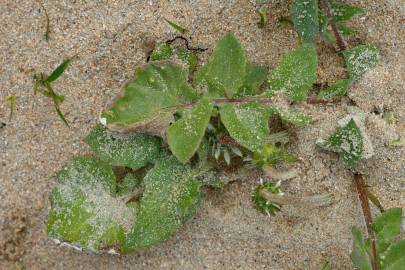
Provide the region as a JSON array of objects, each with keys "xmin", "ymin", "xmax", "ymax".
[
  {"xmin": 7, "ymin": 95, "xmax": 15, "ymax": 122},
  {"xmin": 54, "ymin": 105, "xmax": 69, "ymax": 127},
  {"xmin": 46, "ymin": 59, "xmax": 70, "ymax": 83},
  {"xmin": 164, "ymin": 18, "xmax": 188, "ymax": 34}
]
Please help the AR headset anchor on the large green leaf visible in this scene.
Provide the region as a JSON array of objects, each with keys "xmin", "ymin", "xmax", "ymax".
[
  {"xmin": 167, "ymin": 98, "xmax": 214, "ymax": 163},
  {"xmin": 268, "ymin": 43, "xmax": 318, "ymax": 101},
  {"xmin": 318, "ymin": 79, "xmax": 351, "ymax": 99},
  {"xmin": 344, "ymin": 44, "xmax": 379, "ymax": 80},
  {"xmin": 316, "ymin": 119, "xmax": 363, "ymax": 168},
  {"xmin": 123, "ymin": 157, "xmax": 201, "ymax": 252},
  {"xmin": 197, "ymin": 33, "xmax": 246, "ymax": 98},
  {"xmin": 384, "ymin": 240, "xmax": 405, "ymax": 270},
  {"xmin": 101, "ymin": 63, "xmax": 198, "ymax": 132},
  {"xmin": 351, "ymin": 227, "xmax": 372, "ymax": 270},
  {"xmin": 48, "ymin": 156, "xmax": 136, "ymax": 250},
  {"xmin": 291, "ymin": 0, "xmax": 319, "ymax": 42},
  {"xmin": 85, "ymin": 125, "xmax": 162, "ymax": 170},
  {"xmin": 237, "ymin": 63, "xmax": 268, "ymax": 96},
  {"xmin": 372, "ymin": 208, "xmax": 403, "ymax": 254},
  {"xmin": 220, "ymin": 102, "xmax": 270, "ymax": 151}
]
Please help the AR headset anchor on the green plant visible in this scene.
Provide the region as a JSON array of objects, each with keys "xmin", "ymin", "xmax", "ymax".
[{"xmin": 45, "ymin": 1, "xmax": 401, "ymax": 266}]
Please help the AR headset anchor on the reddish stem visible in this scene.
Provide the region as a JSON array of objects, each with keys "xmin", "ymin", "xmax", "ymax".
[
  {"xmin": 320, "ymin": 0, "xmax": 347, "ymax": 52},
  {"xmin": 354, "ymin": 173, "xmax": 378, "ymax": 270}
]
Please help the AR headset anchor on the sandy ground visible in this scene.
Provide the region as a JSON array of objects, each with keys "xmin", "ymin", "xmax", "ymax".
[{"xmin": 0, "ymin": 0, "xmax": 404, "ymax": 269}]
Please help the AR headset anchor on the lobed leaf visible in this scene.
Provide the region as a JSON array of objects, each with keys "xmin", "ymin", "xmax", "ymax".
[
  {"xmin": 317, "ymin": 119, "xmax": 363, "ymax": 168},
  {"xmin": 123, "ymin": 157, "xmax": 201, "ymax": 252},
  {"xmin": 48, "ymin": 156, "xmax": 136, "ymax": 250},
  {"xmin": 291, "ymin": 0, "xmax": 319, "ymax": 42},
  {"xmin": 344, "ymin": 44, "xmax": 379, "ymax": 81},
  {"xmin": 167, "ymin": 98, "xmax": 214, "ymax": 163},
  {"xmin": 197, "ymin": 33, "xmax": 246, "ymax": 98},
  {"xmin": 372, "ymin": 208, "xmax": 402, "ymax": 254},
  {"xmin": 101, "ymin": 64, "xmax": 198, "ymax": 132},
  {"xmin": 351, "ymin": 227, "xmax": 372, "ymax": 270},
  {"xmin": 85, "ymin": 125, "xmax": 162, "ymax": 170},
  {"xmin": 220, "ymin": 102, "xmax": 270, "ymax": 152},
  {"xmin": 268, "ymin": 43, "xmax": 318, "ymax": 101}
]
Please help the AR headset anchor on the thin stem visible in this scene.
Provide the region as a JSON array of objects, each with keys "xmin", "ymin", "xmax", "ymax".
[
  {"xmin": 320, "ymin": 0, "xmax": 346, "ymax": 52},
  {"xmin": 353, "ymin": 173, "xmax": 378, "ymax": 270}
]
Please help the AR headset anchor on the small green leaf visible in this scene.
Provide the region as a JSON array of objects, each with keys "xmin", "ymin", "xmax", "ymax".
[
  {"xmin": 123, "ymin": 157, "xmax": 201, "ymax": 252},
  {"xmin": 257, "ymin": 7, "xmax": 269, "ymax": 29},
  {"xmin": 268, "ymin": 43, "xmax": 318, "ymax": 101},
  {"xmin": 268, "ymin": 104, "xmax": 311, "ymax": 126},
  {"xmin": 150, "ymin": 43, "xmax": 198, "ymax": 74},
  {"xmin": 220, "ymin": 102, "xmax": 270, "ymax": 152},
  {"xmin": 372, "ymin": 208, "xmax": 402, "ymax": 254},
  {"xmin": 54, "ymin": 104, "xmax": 69, "ymax": 127},
  {"xmin": 351, "ymin": 227, "xmax": 372, "ymax": 270},
  {"xmin": 317, "ymin": 119, "xmax": 363, "ymax": 168},
  {"xmin": 167, "ymin": 98, "xmax": 214, "ymax": 163},
  {"xmin": 237, "ymin": 63, "xmax": 268, "ymax": 96},
  {"xmin": 389, "ymin": 138, "xmax": 405, "ymax": 147},
  {"xmin": 101, "ymin": 64, "xmax": 198, "ymax": 132},
  {"xmin": 48, "ymin": 156, "xmax": 135, "ymax": 250},
  {"xmin": 46, "ymin": 59, "xmax": 70, "ymax": 83},
  {"xmin": 117, "ymin": 173, "xmax": 142, "ymax": 196},
  {"xmin": 253, "ymin": 144, "xmax": 298, "ymax": 166},
  {"xmin": 329, "ymin": 0, "xmax": 364, "ymax": 22},
  {"xmin": 164, "ymin": 18, "xmax": 188, "ymax": 34},
  {"xmin": 384, "ymin": 239, "xmax": 405, "ymax": 270},
  {"xmin": 337, "ymin": 23, "xmax": 355, "ymax": 36},
  {"xmin": 85, "ymin": 125, "xmax": 162, "ymax": 170},
  {"xmin": 318, "ymin": 79, "xmax": 351, "ymax": 99},
  {"xmin": 199, "ymin": 33, "xmax": 246, "ymax": 98},
  {"xmin": 344, "ymin": 44, "xmax": 379, "ymax": 80},
  {"xmin": 253, "ymin": 181, "xmax": 283, "ymax": 215},
  {"xmin": 291, "ymin": 0, "xmax": 319, "ymax": 42}
]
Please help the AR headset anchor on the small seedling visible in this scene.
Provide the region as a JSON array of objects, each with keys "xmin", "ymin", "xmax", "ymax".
[
  {"xmin": 34, "ymin": 58, "xmax": 71, "ymax": 126},
  {"xmin": 7, "ymin": 95, "xmax": 14, "ymax": 122},
  {"xmin": 257, "ymin": 7, "xmax": 269, "ymax": 29},
  {"xmin": 253, "ymin": 180, "xmax": 283, "ymax": 216}
]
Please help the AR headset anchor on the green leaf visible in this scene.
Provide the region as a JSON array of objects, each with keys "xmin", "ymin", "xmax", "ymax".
[
  {"xmin": 164, "ymin": 18, "xmax": 188, "ymax": 34},
  {"xmin": 257, "ymin": 7, "xmax": 269, "ymax": 29},
  {"xmin": 372, "ymin": 208, "xmax": 402, "ymax": 254},
  {"xmin": 101, "ymin": 63, "xmax": 198, "ymax": 132},
  {"xmin": 123, "ymin": 157, "xmax": 201, "ymax": 252},
  {"xmin": 46, "ymin": 59, "xmax": 70, "ymax": 83},
  {"xmin": 317, "ymin": 119, "xmax": 363, "ymax": 168},
  {"xmin": 337, "ymin": 22, "xmax": 355, "ymax": 36},
  {"xmin": 237, "ymin": 63, "xmax": 268, "ymax": 96},
  {"xmin": 150, "ymin": 43, "xmax": 198, "ymax": 74},
  {"xmin": 85, "ymin": 125, "xmax": 162, "ymax": 170},
  {"xmin": 291, "ymin": 0, "xmax": 319, "ymax": 42},
  {"xmin": 48, "ymin": 156, "xmax": 135, "ymax": 250},
  {"xmin": 167, "ymin": 98, "xmax": 214, "ymax": 163},
  {"xmin": 329, "ymin": 0, "xmax": 364, "ymax": 22},
  {"xmin": 198, "ymin": 33, "xmax": 246, "ymax": 98},
  {"xmin": 7, "ymin": 95, "xmax": 14, "ymax": 122},
  {"xmin": 220, "ymin": 102, "xmax": 270, "ymax": 151},
  {"xmin": 384, "ymin": 240, "xmax": 405, "ymax": 270},
  {"xmin": 318, "ymin": 79, "xmax": 351, "ymax": 99},
  {"xmin": 253, "ymin": 144, "xmax": 298, "ymax": 166},
  {"xmin": 267, "ymin": 104, "xmax": 311, "ymax": 126},
  {"xmin": 268, "ymin": 43, "xmax": 318, "ymax": 101},
  {"xmin": 117, "ymin": 173, "xmax": 142, "ymax": 196},
  {"xmin": 351, "ymin": 227, "xmax": 372, "ymax": 270},
  {"xmin": 344, "ymin": 44, "xmax": 379, "ymax": 80}
]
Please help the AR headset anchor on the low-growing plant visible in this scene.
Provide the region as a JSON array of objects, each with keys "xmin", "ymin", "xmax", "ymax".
[{"xmin": 44, "ymin": 0, "xmax": 403, "ymax": 267}]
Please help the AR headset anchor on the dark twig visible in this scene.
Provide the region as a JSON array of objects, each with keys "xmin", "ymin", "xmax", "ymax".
[
  {"xmin": 320, "ymin": 0, "xmax": 346, "ymax": 52},
  {"xmin": 354, "ymin": 173, "xmax": 378, "ymax": 270},
  {"xmin": 166, "ymin": 36, "xmax": 207, "ymax": 52},
  {"xmin": 36, "ymin": 0, "xmax": 50, "ymax": 41}
]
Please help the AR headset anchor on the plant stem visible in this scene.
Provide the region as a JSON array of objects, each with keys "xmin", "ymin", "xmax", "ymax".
[
  {"xmin": 259, "ymin": 189, "xmax": 334, "ymax": 207},
  {"xmin": 353, "ymin": 173, "xmax": 378, "ymax": 270},
  {"xmin": 320, "ymin": 0, "xmax": 347, "ymax": 52}
]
